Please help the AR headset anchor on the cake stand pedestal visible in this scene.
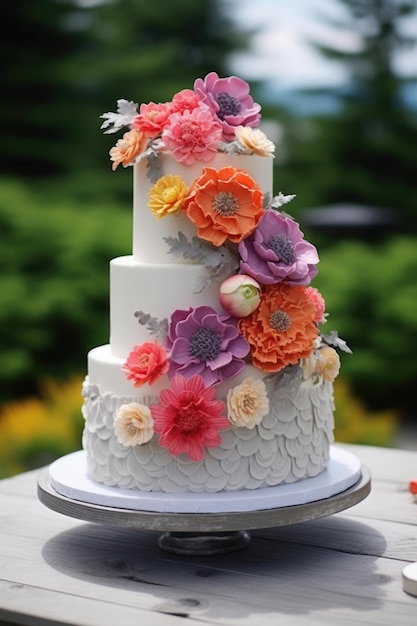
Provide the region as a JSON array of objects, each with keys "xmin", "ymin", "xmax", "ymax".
[{"xmin": 37, "ymin": 447, "xmax": 371, "ymax": 555}]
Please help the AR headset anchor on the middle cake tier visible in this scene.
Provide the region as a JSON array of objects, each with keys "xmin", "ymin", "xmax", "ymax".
[{"xmin": 110, "ymin": 255, "xmax": 221, "ymax": 359}]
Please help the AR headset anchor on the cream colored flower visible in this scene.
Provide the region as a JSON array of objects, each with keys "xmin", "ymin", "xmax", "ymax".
[
  {"xmin": 227, "ymin": 377, "xmax": 269, "ymax": 428},
  {"xmin": 114, "ymin": 402, "xmax": 154, "ymax": 447},
  {"xmin": 315, "ymin": 346, "xmax": 341, "ymax": 382},
  {"xmin": 234, "ymin": 126, "xmax": 275, "ymax": 157}
]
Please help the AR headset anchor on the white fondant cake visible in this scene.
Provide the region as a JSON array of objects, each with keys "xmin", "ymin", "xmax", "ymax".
[{"xmin": 82, "ymin": 73, "xmax": 350, "ymax": 493}]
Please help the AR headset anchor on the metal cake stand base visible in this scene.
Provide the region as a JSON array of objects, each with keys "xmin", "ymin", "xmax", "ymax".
[
  {"xmin": 157, "ymin": 530, "xmax": 251, "ymax": 555},
  {"xmin": 37, "ymin": 448, "xmax": 371, "ymax": 556}
]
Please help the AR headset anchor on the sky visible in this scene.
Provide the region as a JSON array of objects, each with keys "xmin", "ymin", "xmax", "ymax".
[{"xmin": 225, "ymin": 0, "xmax": 417, "ymax": 91}]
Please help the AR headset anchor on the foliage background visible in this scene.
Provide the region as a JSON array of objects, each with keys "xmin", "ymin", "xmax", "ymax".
[{"xmin": 1, "ymin": 0, "xmax": 416, "ymax": 475}]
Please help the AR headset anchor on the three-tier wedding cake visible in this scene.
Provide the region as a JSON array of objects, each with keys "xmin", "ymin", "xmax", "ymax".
[{"xmin": 81, "ymin": 72, "xmax": 350, "ymax": 494}]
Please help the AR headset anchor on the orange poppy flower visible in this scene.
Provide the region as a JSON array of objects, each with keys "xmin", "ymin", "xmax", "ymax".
[
  {"xmin": 183, "ymin": 166, "xmax": 264, "ymax": 247},
  {"xmin": 238, "ymin": 283, "xmax": 318, "ymax": 373}
]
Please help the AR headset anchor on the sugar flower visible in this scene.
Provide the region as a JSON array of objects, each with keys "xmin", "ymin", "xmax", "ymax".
[
  {"xmin": 162, "ymin": 105, "xmax": 222, "ymax": 165},
  {"xmin": 183, "ymin": 166, "xmax": 264, "ymax": 247},
  {"xmin": 150, "ymin": 374, "xmax": 229, "ymax": 461},
  {"xmin": 234, "ymin": 126, "xmax": 275, "ymax": 157},
  {"xmin": 109, "ymin": 129, "xmax": 148, "ymax": 170},
  {"xmin": 305, "ymin": 286, "xmax": 326, "ymax": 323},
  {"xmin": 194, "ymin": 72, "xmax": 261, "ymax": 140},
  {"xmin": 122, "ymin": 341, "xmax": 169, "ymax": 388},
  {"xmin": 238, "ymin": 209, "xmax": 319, "ymax": 285},
  {"xmin": 171, "ymin": 89, "xmax": 201, "ymax": 114},
  {"xmin": 131, "ymin": 101, "xmax": 172, "ymax": 138},
  {"xmin": 315, "ymin": 346, "xmax": 341, "ymax": 382},
  {"xmin": 114, "ymin": 402, "xmax": 154, "ymax": 447},
  {"xmin": 167, "ymin": 305, "xmax": 250, "ymax": 387},
  {"xmin": 227, "ymin": 377, "xmax": 270, "ymax": 428},
  {"xmin": 148, "ymin": 174, "xmax": 188, "ymax": 219},
  {"xmin": 219, "ymin": 274, "xmax": 261, "ymax": 317},
  {"xmin": 238, "ymin": 283, "xmax": 319, "ymax": 373}
]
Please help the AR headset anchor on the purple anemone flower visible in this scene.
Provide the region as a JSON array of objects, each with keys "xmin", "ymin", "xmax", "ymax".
[
  {"xmin": 194, "ymin": 72, "xmax": 261, "ymax": 141},
  {"xmin": 238, "ymin": 209, "xmax": 319, "ymax": 286},
  {"xmin": 167, "ymin": 305, "xmax": 249, "ymax": 387}
]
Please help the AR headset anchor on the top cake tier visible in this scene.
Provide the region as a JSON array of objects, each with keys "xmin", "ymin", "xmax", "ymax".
[
  {"xmin": 132, "ymin": 153, "xmax": 273, "ymax": 263},
  {"xmin": 101, "ymin": 72, "xmax": 278, "ymax": 265}
]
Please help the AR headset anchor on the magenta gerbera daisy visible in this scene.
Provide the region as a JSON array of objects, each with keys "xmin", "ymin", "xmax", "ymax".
[
  {"xmin": 150, "ymin": 374, "xmax": 229, "ymax": 461},
  {"xmin": 167, "ymin": 305, "xmax": 250, "ymax": 386}
]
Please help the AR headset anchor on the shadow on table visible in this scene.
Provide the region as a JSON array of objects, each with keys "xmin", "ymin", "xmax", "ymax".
[{"xmin": 41, "ymin": 515, "xmax": 389, "ymax": 619}]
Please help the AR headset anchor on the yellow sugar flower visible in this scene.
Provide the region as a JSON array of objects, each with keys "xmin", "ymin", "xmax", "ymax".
[
  {"xmin": 235, "ymin": 126, "xmax": 275, "ymax": 157},
  {"xmin": 227, "ymin": 377, "xmax": 270, "ymax": 428},
  {"xmin": 148, "ymin": 175, "xmax": 188, "ymax": 219}
]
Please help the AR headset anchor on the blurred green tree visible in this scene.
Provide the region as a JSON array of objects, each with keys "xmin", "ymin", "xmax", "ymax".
[
  {"xmin": 0, "ymin": 0, "xmax": 258, "ymax": 401},
  {"xmin": 0, "ymin": 0, "xmax": 248, "ymax": 182},
  {"xmin": 280, "ymin": 0, "xmax": 417, "ymax": 232}
]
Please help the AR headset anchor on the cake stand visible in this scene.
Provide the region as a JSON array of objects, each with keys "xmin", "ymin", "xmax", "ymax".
[{"xmin": 37, "ymin": 446, "xmax": 371, "ymax": 555}]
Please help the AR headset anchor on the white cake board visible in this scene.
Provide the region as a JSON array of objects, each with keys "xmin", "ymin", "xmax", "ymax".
[{"xmin": 48, "ymin": 446, "xmax": 361, "ymax": 515}]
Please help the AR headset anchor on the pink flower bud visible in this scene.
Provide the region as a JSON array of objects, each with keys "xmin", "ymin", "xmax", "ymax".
[{"xmin": 219, "ymin": 275, "xmax": 261, "ymax": 317}]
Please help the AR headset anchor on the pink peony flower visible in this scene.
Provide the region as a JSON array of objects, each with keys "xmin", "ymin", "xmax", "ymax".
[
  {"xmin": 132, "ymin": 101, "xmax": 173, "ymax": 138},
  {"xmin": 162, "ymin": 105, "xmax": 222, "ymax": 165},
  {"xmin": 305, "ymin": 286, "xmax": 326, "ymax": 323},
  {"xmin": 171, "ymin": 89, "xmax": 201, "ymax": 114},
  {"xmin": 194, "ymin": 72, "xmax": 261, "ymax": 141},
  {"xmin": 150, "ymin": 374, "xmax": 229, "ymax": 461},
  {"xmin": 122, "ymin": 341, "xmax": 169, "ymax": 388}
]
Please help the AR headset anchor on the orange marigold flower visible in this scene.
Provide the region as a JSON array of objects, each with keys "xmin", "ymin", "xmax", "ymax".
[
  {"xmin": 183, "ymin": 166, "xmax": 264, "ymax": 247},
  {"xmin": 148, "ymin": 175, "xmax": 188, "ymax": 219},
  {"xmin": 109, "ymin": 129, "xmax": 148, "ymax": 171},
  {"xmin": 238, "ymin": 283, "xmax": 319, "ymax": 373}
]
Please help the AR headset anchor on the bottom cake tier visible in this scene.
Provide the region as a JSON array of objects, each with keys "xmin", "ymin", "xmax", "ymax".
[{"xmin": 82, "ymin": 349, "xmax": 335, "ymax": 493}]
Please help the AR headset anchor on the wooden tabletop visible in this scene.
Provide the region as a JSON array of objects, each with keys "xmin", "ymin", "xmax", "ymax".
[{"xmin": 1, "ymin": 443, "xmax": 416, "ymax": 626}]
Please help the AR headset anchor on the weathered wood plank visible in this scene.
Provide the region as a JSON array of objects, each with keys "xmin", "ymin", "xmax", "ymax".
[
  {"xmin": 0, "ymin": 581, "xmax": 193, "ymax": 626},
  {"xmin": 1, "ymin": 444, "xmax": 417, "ymax": 626},
  {"xmin": 0, "ymin": 468, "xmax": 42, "ymax": 498},
  {"xmin": 340, "ymin": 444, "xmax": 417, "ymax": 483},
  {"xmin": 1, "ymin": 537, "xmax": 416, "ymax": 626},
  {"xmin": 341, "ymin": 481, "xmax": 417, "ymax": 526},
  {"xmin": 1, "ymin": 493, "xmax": 416, "ymax": 623},
  {"xmin": 255, "ymin": 514, "xmax": 417, "ymax": 561}
]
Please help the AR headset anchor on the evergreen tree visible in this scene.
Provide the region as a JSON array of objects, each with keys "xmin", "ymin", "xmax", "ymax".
[
  {"xmin": 1, "ymin": 0, "xmax": 248, "ymax": 180},
  {"xmin": 283, "ymin": 0, "xmax": 417, "ymax": 233},
  {"xmin": 1, "ymin": 0, "xmax": 89, "ymax": 176}
]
